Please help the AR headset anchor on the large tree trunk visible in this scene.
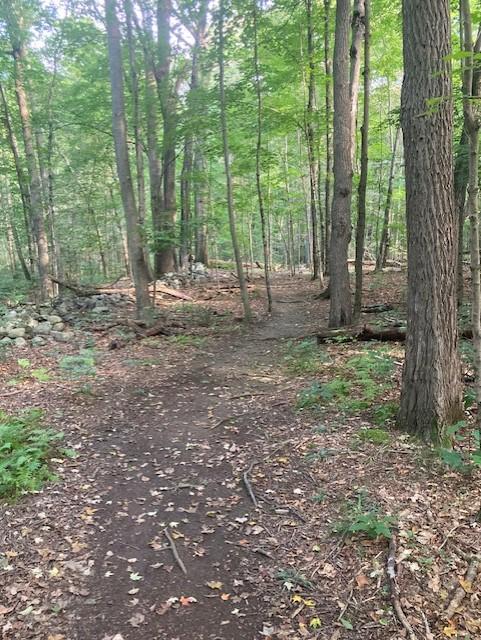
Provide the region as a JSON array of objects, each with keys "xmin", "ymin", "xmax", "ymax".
[
  {"xmin": 353, "ymin": 0, "xmax": 370, "ymax": 319},
  {"xmin": 180, "ymin": 135, "xmax": 193, "ymax": 268},
  {"xmin": 398, "ymin": 0, "xmax": 463, "ymax": 441},
  {"xmin": 218, "ymin": 0, "xmax": 252, "ymax": 321},
  {"xmin": 253, "ymin": 0, "xmax": 273, "ymax": 313},
  {"xmin": 105, "ymin": 0, "xmax": 150, "ymax": 317},
  {"xmin": 5, "ymin": 15, "xmax": 50, "ymax": 299},
  {"xmin": 376, "ymin": 126, "xmax": 400, "ymax": 270},
  {"xmin": 329, "ymin": 0, "xmax": 353, "ymax": 327}
]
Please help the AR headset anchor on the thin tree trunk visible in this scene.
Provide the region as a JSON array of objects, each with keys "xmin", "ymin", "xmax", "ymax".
[
  {"xmin": 323, "ymin": 0, "xmax": 332, "ymax": 275},
  {"xmin": 399, "ymin": 0, "xmax": 463, "ymax": 440},
  {"xmin": 353, "ymin": 0, "xmax": 370, "ymax": 319},
  {"xmin": 461, "ymin": 0, "xmax": 481, "ymax": 423},
  {"xmin": 180, "ymin": 135, "xmax": 193, "ymax": 267},
  {"xmin": 349, "ymin": 0, "xmax": 365, "ymax": 162},
  {"xmin": 218, "ymin": 0, "xmax": 252, "ymax": 321},
  {"xmin": 329, "ymin": 0, "xmax": 353, "ymax": 327},
  {"xmin": 305, "ymin": 0, "xmax": 321, "ymax": 281},
  {"xmin": 253, "ymin": 0, "xmax": 273, "ymax": 312},
  {"xmin": 6, "ymin": 22, "xmax": 50, "ymax": 299},
  {"xmin": 376, "ymin": 126, "xmax": 400, "ymax": 270},
  {"xmin": 105, "ymin": 0, "xmax": 150, "ymax": 316}
]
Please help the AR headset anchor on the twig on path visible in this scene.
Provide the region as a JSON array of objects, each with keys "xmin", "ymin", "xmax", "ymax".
[
  {"xmin": 163, "ymin": 527, "xmax": 187, "ymax": 575},
  {"xmin": 229, "ymin": 392, "xmax": 268, "ymax": 400},
  {"xmin": 445, "ymin": 556, "xmax": 479, "ymax": 620},
  {"xmin": 243, "ymin": 461, "xmax": 258, "ymax": 507},
  {"xmin": 387, "ymin": 533, "xmax": 418, "ymax": 640},
  {"xmin": 208, "ymin": 416, "xmax": 236, "ymax": 429},
  {"xmin": 438, "ymin": 524, "xmax": 461, "ymax": 552}
]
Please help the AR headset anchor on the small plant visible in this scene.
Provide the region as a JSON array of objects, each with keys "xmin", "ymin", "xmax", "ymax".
[
  {"xmin": 372, "ymin": 402, "xmax": 399, "ymax": 425},
  {"xmin": 276, "ymin": 568, "xmax": 313, "ymax": 589},
  {"xmin": 333, "ymin": 492, "xmax": 395, "ymax": 539},
  {"xmin": 319, "ymin": 378, "xmax": 352, "ymax": 401},
  {"xmin": 284, "ymin": 339, "xmax": 328, "ymax": 375},
  {"xmin": 437, "ymin": 421, "xmax": 481, "ymax": 474},
  {"xmin": 295, "ymin": 382, "xmax": 322, "ymax": 410},
  {"xmin": 311, "ymin": 491, "xmax": 326, "ymax": 503},
  {"xmin": 59, "ymin": 349, "xmax": 97, "ymax": 377},
  {"xmin": 0, "ymin": 409, "xmax": 63, "ymax": 499},
  {"xmin": 358, "ymin": 428, "xmax": 390, "ymax": 445},
  {"xmin": 304, "ymin": 448, "xmax": 333, "ymax": 463},
  {"xmin": 167, "ymin": 334, "xmax": 206, "ymax": 348}
]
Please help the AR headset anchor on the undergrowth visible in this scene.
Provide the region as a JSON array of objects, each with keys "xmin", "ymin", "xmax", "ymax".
[{"xmin": 0, "ymin": 409, "xmax": 64, "ymax": 500}]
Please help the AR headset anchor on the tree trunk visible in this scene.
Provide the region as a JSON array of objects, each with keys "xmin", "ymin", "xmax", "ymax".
[
  {"xmin": 218, "ymin": 0, "xmax": 252, "ymax": 321},
  {"xmin": 323, "ymin": 0, "xmax": 332, "ymax": 275},
  {"xmin": 253, "ymin": 0, "xmax": 273, "ymax": 312},
  {"xmin": 329, "ymin": 0, "xmax": 353, "ymax": 327},
  {"xmin": 6, "ymin": 21, "xmax": 50, "ymax": 299},
  {"xmin": 349, "ymin": 0, "xmax": 365, "ymax": 162},
  {"xmin": 461, "ymin": 0, "xmax": 481, "ymax": 423},
  {"xmin": 353, "ymin": 0, "xmax": 370, "ymax": 319},
  {"xmin": 155, "ymin": 0, "xmax": 176, "ymax": 274},
  {"xmin": 0, "ymin": 82, "xmax": 34, "ymax": 275},
  {"xmin": 180, "ymin": 135, "xmax": 193, "ymax": 268},
  {"xmin": 105, "ymin": 0, "xmax": 150, "ymax": 317},
  {"xmin": 305, "ymin": 0, "xmax": 321, "ymax": 281},
  {"xmin": 376, "ymin": 126, "xmax": 400, "ymax": 270},
  {"xmin": 398, "ymin": 0, "xmax": 463, "ymax": 441}
]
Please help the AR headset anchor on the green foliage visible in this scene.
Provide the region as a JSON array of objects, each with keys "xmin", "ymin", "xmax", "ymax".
[
  {"xmin": 438, "ymin": 421, "xmax": 481, "ymax": 474},
  {"xmin": 333, "ymin": 491, "xmax": 395, "ymax": 540},
  {"xmin": 283, "ymin": 339, "xmax": 328, "ymax": 375},
  {"xmin": 295, "ymin": 382, "xmax": 322, "ymax": 410},
  {"xmin": 304, "ymin": 447, "xmax": 333, "ymax": 463},
  {"xmin": 311, "ymin": 491, "xmax": 326, "ymax": 503},
  {"xmin": 0, "ymin": 409, "xmax": 63, "ymax": 500},
  {"xmin": 167, "ymin": 334, "xmax": 207, "ymax": 348},
  {"xmin": 372, "ymin": 402, "xmax": 399, "ymax": 425},
  {"xmin": 358, "ymin": 428, "xmax": 390, "ymax": 445},
  {"xmin": 58, "ymin": 349, "xmax": 97, "ymax": 377},
  {"xmin": 276, "ymin": 568, "xmax": 313, "ymax": 589}
]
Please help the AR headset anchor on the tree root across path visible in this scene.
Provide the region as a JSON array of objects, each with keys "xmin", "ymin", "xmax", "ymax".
[{"xmin": 387, "ymin": 533, "xmax": 418, "ymax": 640}]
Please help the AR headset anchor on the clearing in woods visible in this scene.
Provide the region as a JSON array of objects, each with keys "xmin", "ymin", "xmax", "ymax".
[{"xmin": 1, "ymin": 273, "xmax": 480, "ymax": 640}]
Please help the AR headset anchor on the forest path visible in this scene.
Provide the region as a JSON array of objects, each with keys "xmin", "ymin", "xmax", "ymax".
[{"xmin": 64, "ymin": 277, "xmax": 322, "ymax": 640}]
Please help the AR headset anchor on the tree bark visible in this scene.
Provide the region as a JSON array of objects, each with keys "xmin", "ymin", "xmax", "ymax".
[
  {"xmin": 253, "ymin": 0, "xmax": 273, "ymax": 313},
  {"xmin": 329, "ymin": 0, "xmax": 353, "ymax": 327},
  {"xmin": 353, "ymin": 0, "xmax": 370, "ymax": 319},
  {"xmin": 105, "ymin": 0, "xmax": 151, "ymax": 317},
  {"xmin": 218, "ymin": 0, "xmax": 252, "ymax": 321},
  {"xmin": 180, "ymin": 134, "xmax": 193, "ymax": 268},
  {"xmin": 398, "ymin": 0, "xmax": 463, "ymax": 441}
]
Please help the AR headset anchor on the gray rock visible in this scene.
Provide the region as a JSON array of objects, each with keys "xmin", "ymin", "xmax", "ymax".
[
  {"xmin": 14, "ymin": 337, "xmax": 28, "ymax": 348},
  {"xmin": 6, "ymin": 310, "xmax": 17, "ymax": 319},
  {"xmin": 0, "ymin": 337, "xmax": 12, "ymax": 346},
  {"xmin": 33, "ymin": 322, "xmax": 52, "ymax": 335},
  {"xmin": 47, "ymin": 315, "xmax": 62, "ymax": 325},
  {"xmin": 52, "ymin": 322, "xmax": 65, "ymax": 331},
  {"xmin": 92, "ymin": 305, "xmax": 110, "ymax": 314},
  {"xmin": 32, "ymin": 336, "xmax": 47, "ymax": 347},
  {"xmin": 25, "ymin": 317, "xmax": 39, "ymax": 328},
  {"xmin": 51, "ymin": 330, "xmax": 74, "ymax": 342},
  {"xmin": 0, "ymin": 327, "xmax": 8, "ymax": 337},
  {"xmin": 8, "ymin": 327, "xmax": 25, "ymax": 339}
]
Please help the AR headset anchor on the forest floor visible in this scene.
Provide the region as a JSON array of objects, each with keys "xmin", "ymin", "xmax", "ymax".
[{"xmin": 1, "ymin": 272, "xmax": 481, "ymax": 640}]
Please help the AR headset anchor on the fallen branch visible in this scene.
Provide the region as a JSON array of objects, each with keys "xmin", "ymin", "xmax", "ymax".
[
  {"xmin": 445, "ymin": 556, "xmax": 479, "ymax": 620},
  {"xmin": 317, "ymin": 325, "xmax": 473, "ymax": 344},
  {"xmin": 163, "ymin": 527, "xmax": 187, "ymax": 575},
  {"xmin": 387, "ymin": 533, "xmax": 417, "ymax": 640},
  {"xmin": 243, "ymin": 461, "xmax": 258, "ymax": 507}
]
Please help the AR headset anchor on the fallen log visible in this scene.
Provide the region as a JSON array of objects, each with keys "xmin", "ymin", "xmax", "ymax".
[{"xmin": 317, "ymin": 325, "xmax": 473, "ymax": 344}]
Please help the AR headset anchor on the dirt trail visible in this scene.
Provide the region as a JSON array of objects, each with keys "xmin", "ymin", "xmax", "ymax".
[{"xmin": 63, "ymin": 280, "xmax": 320, "ymax": 640}]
